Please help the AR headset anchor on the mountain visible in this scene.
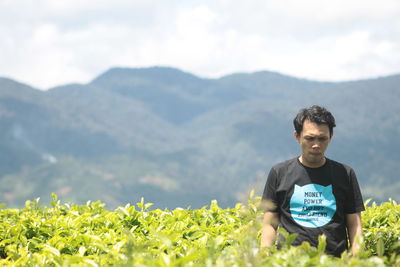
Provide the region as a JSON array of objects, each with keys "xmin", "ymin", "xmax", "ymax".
[{"xmin": 0, "ymin": 68, "xmax": 399, "ymax": 209}]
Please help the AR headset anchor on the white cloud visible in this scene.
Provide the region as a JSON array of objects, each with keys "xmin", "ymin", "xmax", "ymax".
[{"xmin": 0, "ymin": 0, "xmax": 400, "ymax": 89}]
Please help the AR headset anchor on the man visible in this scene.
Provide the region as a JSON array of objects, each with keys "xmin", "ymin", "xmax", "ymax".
[{"xmin": 260, "ymin": 105, "xmax": 364, "ymax": 257}]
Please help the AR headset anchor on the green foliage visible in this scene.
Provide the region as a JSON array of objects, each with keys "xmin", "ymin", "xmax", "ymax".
[
  {"xmin": 362, "ymin": 199, "xmax": 400, "ymax": 263},
  {"xmin": 0, "ymin": 195, "xmax": 399, "ymax": 266}
]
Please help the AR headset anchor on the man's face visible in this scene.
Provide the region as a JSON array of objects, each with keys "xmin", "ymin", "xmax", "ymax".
[{"xmin": 295, "ymin": 119, "xmax": 332, "ymax": 168}]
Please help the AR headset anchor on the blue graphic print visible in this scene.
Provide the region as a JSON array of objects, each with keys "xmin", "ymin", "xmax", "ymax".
[{"xmin": 290, "ymin": 184, "xmax": 336, "ymax": 228}]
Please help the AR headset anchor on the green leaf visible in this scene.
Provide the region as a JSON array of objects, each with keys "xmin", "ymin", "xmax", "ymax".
[
  {"xmin": 376, "ymin": 236, "xmax": 385, "ymax": 257},
  {"xmin": 317, "ymin": 234, "xmax": 326, "ymax": 253}
]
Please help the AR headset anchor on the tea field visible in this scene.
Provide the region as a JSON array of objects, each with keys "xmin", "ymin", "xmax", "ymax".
[{"xmin": 0, "ymin": 193, "xmax": 399, "ymax": 266}]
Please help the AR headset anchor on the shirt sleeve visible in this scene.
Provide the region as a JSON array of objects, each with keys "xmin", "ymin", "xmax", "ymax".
[
  {"xmin": 344, "ymin": 168, "xmax": 365, "ymax": 213},
  {"xmin": 262, "ymin": 167, "xmax": 279, "ymax": 212}
]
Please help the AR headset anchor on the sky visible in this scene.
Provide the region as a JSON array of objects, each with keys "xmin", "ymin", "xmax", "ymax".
[{"xmin": 1, "ymin": 0, "xmax": 400, "ymax": 90}]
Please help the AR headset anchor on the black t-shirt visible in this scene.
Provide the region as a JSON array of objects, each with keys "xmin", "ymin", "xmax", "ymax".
[{"xmin": 262, "ymin": 157, "xmax": 365, "ymax": 256}]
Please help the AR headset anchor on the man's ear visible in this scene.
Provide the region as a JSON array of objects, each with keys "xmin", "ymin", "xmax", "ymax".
[{"xmin": 294, "ymin": 131, "xmax": 300, "ymax": 143}]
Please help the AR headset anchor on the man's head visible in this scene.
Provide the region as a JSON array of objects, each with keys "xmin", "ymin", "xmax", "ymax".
[
  {"xmin": 293, "ymin": 105, "xmax": 336, "ymax": 167},
  {"xmin": 293, "ymin": 105, "xmax": 336, "ymax": 138}
]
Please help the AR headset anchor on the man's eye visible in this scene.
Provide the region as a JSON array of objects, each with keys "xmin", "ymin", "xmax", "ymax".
[{"xmin": 305, "ymin": 137, "xmax": 315, "ymax": 141}]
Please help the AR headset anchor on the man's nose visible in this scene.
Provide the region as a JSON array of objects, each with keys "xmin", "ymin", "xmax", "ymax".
[{"xmin": 312, "ymin": 143, "xmax": 321, "ymax": 149}]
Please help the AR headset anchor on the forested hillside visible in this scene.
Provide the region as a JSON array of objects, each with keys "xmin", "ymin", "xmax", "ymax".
[{"xmin": 0, "ymin": 67, "xmax": 399, "ymax": 209}]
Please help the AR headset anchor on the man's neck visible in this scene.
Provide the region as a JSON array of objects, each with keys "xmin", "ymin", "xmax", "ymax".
[{"xmin": 298, "ymin": 156, "xmax": 326, "ymax": 168}]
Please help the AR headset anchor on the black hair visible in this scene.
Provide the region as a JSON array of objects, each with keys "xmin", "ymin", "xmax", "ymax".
[{"xmin": 293, "ymin": 105, "xmax": 336, "ymax": 136}]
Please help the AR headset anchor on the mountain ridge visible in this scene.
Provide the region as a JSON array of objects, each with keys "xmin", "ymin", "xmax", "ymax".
[{"xmin": 0, "ymin": 67, "xmax": 399, "ymax": 208}]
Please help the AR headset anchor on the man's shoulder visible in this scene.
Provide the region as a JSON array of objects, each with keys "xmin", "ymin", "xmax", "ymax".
[
  {"xmin": 271, "ymin": 157, "xmax": 298, "ymax": 171},
  {"xmin": 326, "ymin": 158, "xmax": 354, "ymax": 172}
]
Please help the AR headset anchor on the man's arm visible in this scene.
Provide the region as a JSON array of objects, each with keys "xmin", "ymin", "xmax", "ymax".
[
  {"xmin": 260, "ymin": 211, "xmax": 280, "ymax": 248},
  {"xmin": 346, "ymin": 212, "xmax": 363, "ymax": 255}
]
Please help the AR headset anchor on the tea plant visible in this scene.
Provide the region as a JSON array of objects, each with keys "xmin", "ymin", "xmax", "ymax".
[{"xmin": 0, "ymin": 194, "xmax": 398, "ymax": 266}]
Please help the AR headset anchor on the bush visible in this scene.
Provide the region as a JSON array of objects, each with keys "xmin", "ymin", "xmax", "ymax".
[{"xmin": 0, "ymin": 194, "xmax": 398, "ymax": 266}]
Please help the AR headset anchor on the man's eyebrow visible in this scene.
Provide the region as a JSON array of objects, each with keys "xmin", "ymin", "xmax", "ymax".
[{"xmin": 304, "ymin": 134, "xmax": 329, "ymax": 137}]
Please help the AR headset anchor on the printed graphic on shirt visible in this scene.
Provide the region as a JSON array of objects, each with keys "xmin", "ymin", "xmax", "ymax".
[{"xmin": 290, "ymin": 184, "xmax": 337, "ymax": 228}]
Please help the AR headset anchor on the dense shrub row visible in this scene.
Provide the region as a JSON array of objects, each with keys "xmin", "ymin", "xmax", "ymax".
[{"xmin": 0, "ymin": 194, "xmax": 399, "ymax": 266}]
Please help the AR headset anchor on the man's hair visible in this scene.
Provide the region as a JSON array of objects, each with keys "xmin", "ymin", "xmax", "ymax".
[{"xmin": 293, "ymin": 105, "xmax": 336, "ymax": 136}]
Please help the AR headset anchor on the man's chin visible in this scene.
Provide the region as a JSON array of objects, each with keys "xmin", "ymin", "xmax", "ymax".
[{"xmin": 306, "ymin": 155, "xmax": 325, "ymax": 165}]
